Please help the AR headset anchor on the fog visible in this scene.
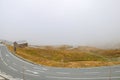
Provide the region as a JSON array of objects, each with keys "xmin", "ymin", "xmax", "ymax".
[{"xmin": 0, "ymin": 0, "xmax": 120, "ymax": 47}]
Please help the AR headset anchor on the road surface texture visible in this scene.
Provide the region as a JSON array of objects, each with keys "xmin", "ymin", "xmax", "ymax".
[{"xmin": 0, "ymin": 44, "xmax": 120, "ymax": 80}]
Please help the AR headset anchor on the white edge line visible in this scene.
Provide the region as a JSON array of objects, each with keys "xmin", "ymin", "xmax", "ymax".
[{"xmin": 46, "ymin": 76, "xmax": 120, "ymax": 80}]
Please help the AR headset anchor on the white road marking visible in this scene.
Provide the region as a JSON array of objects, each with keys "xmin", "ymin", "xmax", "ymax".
[
  {"xmin": 8, "ymin": 66, "xmax": 18, "ymax": 72},
  {"xmin": 33, "ymin": 67, "xmax": 45, "ymax": 72},
  {"xmin": 85, "ymin": 72, "xmax": 100, "ymax": 74},
  {"xmin": 42, "ymin": 68, "xmax": 48, "ymax": 71},
  {"xmin": 1, "ymin": 57, "xmax": 8, "ymax": 66},
  {"xmin": 115, "ymin": 71, "xmax": 120, "ymax": 72},
  {"xmin": 26, "ymin": 70, "xmax": 39, "ymax": 74},
  {"xmin": 8, "ymin": 51, "xmax": 36, "ymax": 66},
  {"xmin": 33, "ymin": 67, "xmax": 48, "ymax": 72},
  {"xmin": 3, "ymin": 61, "xmax": 8, "ymax": 66},
  {"xmin": 33, "ymin": 72, "xmax": 39, "ymax": 74},
  {"xmin": 21, "ymin": 72, "xmax": 39, "ymax": 76},
  {"xmin": 26, "ymin": 70, "xmax": 33, "ymax": 72},
  {"xmin": 13, "ymin": 63, "xmax": 17, "ymax": 66},
  {"xmin": 0, "ymin": 51, "xmax": 8, "ymax": 66},
  {"xmin": 46, "ymin": 76, "xmax": 120, "ymax": 80},
  {"xmin": 56, "ymin": 72, "xmax": 70, "ymax": 74},
  {"xmin": 6, "ymin": 54, "xmax": 9, "ymax": 57},
  {"xmin": 33, "ymin": 67, "xmax": 42, "ymax": 70}
]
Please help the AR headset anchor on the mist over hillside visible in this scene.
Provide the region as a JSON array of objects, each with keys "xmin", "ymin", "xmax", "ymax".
[{"xmin": 1, "ymin": 39, "xmax": 120, "ymax": 49}]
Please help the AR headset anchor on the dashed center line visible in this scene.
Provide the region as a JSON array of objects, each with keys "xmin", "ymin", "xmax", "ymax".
[
  {"xmin": 85, "ymin": 72, "xmax": 100, "ymax": 74},
  {"xmin": 56, "ymin": 72, "xmax": 70, "ymax": 74},
  {"xmin": 21, "ymin": 72, "xmax": 39, "ymax": 76},
  {"xmin": 26, "ymin": 70, "xmax": 39, "ymax": 74},
  {"xmin": 6, "ymin": 54, "xmax": 9, "ymax": 57},
  {"xmin": 8, "ymin": 66, "xmax": 18, "ymax": 72}
]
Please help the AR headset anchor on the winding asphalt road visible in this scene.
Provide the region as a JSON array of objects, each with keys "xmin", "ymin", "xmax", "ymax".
[{"xmin": 0, "ymin": 44, "xmax": 120, "ymax": 80}]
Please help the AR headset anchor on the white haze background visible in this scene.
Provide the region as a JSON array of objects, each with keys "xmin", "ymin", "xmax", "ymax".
[{"xmin": 0, "ymin": 0, "xmax": 120, "ymax": 48}]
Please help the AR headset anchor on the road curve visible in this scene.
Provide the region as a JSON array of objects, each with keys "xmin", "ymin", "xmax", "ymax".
[{"xmin": 0, "ymin": 44, "xmax": 120, "ymax": 80}]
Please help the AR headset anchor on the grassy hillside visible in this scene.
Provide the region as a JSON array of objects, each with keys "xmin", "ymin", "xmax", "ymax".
[
  {"xmin": 98, "ymin": 49, "xmax": 120, "ymax": 61},
  {"xmin": 7, "ymin": 45, "xmax": 120, "ymax": 68}
]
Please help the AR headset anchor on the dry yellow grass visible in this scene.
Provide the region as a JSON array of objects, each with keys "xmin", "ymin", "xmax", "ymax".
[{"xmin": 7, "ymin": 45, "xmax": 120, "ymax": 68}]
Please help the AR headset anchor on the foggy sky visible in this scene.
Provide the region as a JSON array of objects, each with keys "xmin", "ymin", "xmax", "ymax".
[{"xmin": 0, "ymin": 0, "xmax": 120, "ymax": 46}]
